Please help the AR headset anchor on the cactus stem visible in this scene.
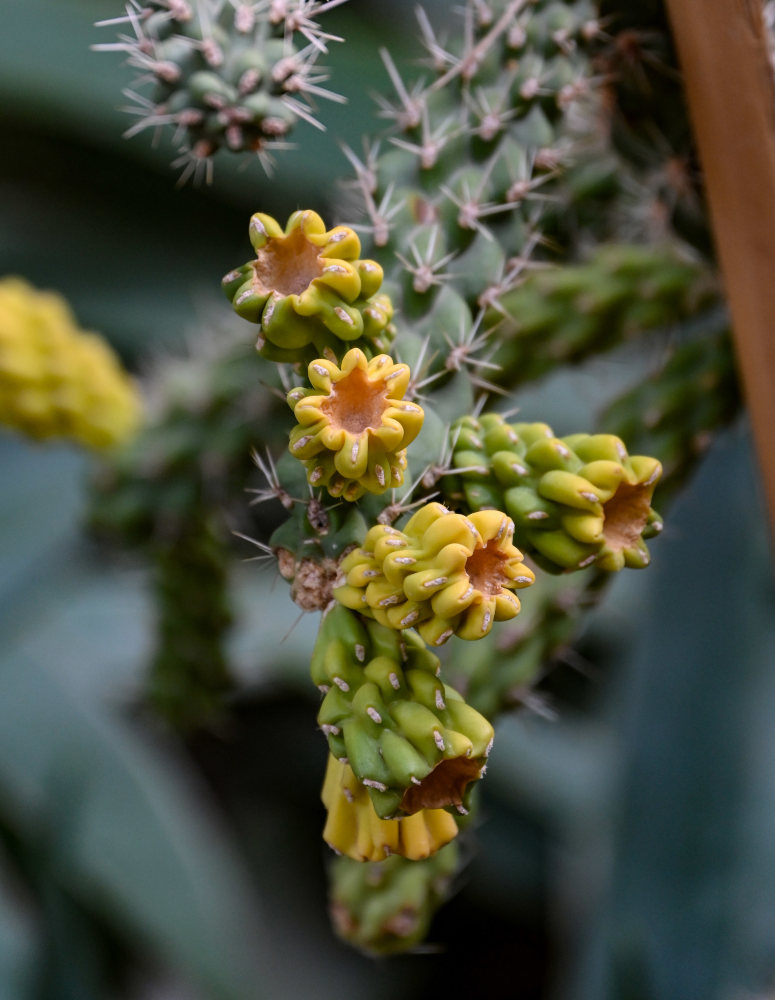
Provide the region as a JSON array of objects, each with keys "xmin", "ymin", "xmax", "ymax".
[
  {"xmin": 339, "ymin": 138, "xmax": 381, "ymax": 195},
  {"xmin": 441, "ymin": 179, "xmax": 522, "ymax": 239},
  {"xmin": 478, "ymin": 234, "xmax": 545, "ymax": 311},
  {"xmin": 171, "ymin": 146, "xmax": 215, "ymax": 185},
  {"xmin": 379, "ymin": 487, "xmax": 441, "ymax": 525},
  {"xmin": 465, "ymin": 79, "xmax": 518, "ymax": 141},
  {"xmin": 416, "ymin": 6, "xmax": 456, "ymax": 74},
  {"xmin": 352, "ymin": 182, "xmax": 402, "ymax": 248},
  {"xmin": 271, "ymin": 0, "xmax": 348, "ymax": 53},
  {"xmin": 390, "ymin": 103, "xmax": 462, "ymax": 171}
]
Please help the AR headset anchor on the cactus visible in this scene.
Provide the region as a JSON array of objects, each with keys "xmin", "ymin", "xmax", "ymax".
[
  {"xmin": 0, "ymin": 278, "xmax": 141, "ymax": 450},
  {"xmin": 601, "ymin": 324, "xmax": 741, "ymax": 506},
  {"xmin": 96, "ymin": 0, "xmax": 348, "ymax": 180},
  {"xmin": 84, "ymin": 0, "xmax": 750, "ymax": 961},
  {"xmin": 89, "ymin": 326, "xmax": 287, "ymax": 728},
  {"xmin": 486, "ymin": 244, "xmax": 720, "ymax": 388}
]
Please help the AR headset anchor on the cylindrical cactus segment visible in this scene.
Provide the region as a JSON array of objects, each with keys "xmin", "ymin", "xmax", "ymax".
[
  {"xmin": 0, "ymin": 277, "xmax": 141, "ymax": 449},
  {"xmin": 335, "ymin": 502, "xmax": 535, "ymax": 645},
  {"xmin": 97, "ymin": 0, "xmax": 347, "ymax": 178},
  {"xmin": 286, "ymin": 347, "xmax": 424, "ymax": 500},
  {"xmin": 321, "ymin": 755, "xmax": 459, "ymax": 862},
  {"xmin": 486, "ymin": 245, "xmax": 719, "ymax": 389},
  {"xmin": 328, "ymin": 843, "xmax": 459, "ymax": 955},
  {"xmin": 314, "ymin": 606, "xmax": 494, "ymax": 819},
  {"xmin": 448, "ymin": 414, "xmax": 663, "ymax": 572},
  {"xmin": 222, "ymin": 210, "xmax": 395, "ymax": 363}
]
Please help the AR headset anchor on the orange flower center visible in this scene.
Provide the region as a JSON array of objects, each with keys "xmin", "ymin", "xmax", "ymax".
[
  {"xmin": 465, "ymin": 540, "xmax": 510, "ymax": 595},
  {"xmin": 603, "ymin": 482, "xmax": 651, "ymax": 551},
  {"xmin": 321, "ymin": 366, "xmax": 390, "ymax": 434},
  {"xmin": 251, "ymin": 227, "xmax": 323, "ymax": 296}
]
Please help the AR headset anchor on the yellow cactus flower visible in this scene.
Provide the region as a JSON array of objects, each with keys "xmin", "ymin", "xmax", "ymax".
[
  {"xmin": 222, "ymin": 209, "xmax": 394, "ymax": 362},
  {"xmin": 0, "ymin": 278, "xmax": 141, "ymax": 450},
  {"xmin": 321, "ymin": 756, "xmax": 459, "ymax": 863},
  {"xmin": 287, "ymin": 347, "xmax": 424, "ymax": 500},
  {"xmin": 335, "ymin": 502, "xmax": 535, "ymax": 645}
]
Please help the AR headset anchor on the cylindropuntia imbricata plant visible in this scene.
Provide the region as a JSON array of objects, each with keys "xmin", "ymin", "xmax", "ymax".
[{"xmin": 85, "ymin": 0, "xmax": 753, "ymax": 960}]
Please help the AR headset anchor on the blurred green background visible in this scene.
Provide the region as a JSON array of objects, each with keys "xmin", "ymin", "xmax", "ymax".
[{"xmin": 2, "ymin": 1, "xmax": 775, "ymax": 998}]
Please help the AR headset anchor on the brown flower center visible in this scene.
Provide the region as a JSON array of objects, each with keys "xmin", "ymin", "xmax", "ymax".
[
  {"xmin": 321, "ymin": 367, "xmax": 389, "ymax": 434},
  {"xmin": 251, "ymin": 227, "xmax": 324, "ymax": 296},
  {"xmin": 465, "ymin": 540, "xmax": 510, "ymax": 595},
  {"xmin": 603, "ymin": 482, "xmax": 652, "ymax": 551},
  {"xmin": 400, "ymin": 756, "xmax": 483, "ymax": 813}
]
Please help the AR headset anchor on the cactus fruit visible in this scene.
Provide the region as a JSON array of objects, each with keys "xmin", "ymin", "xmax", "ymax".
[
  {"xmin": 335, "ymin": 502, "xmax": 535, "ymax": 646},
  {"xmin": 0, "ymin": 277, "xmax": 141, "ymax": 450},
  {"xmin": 222, "ymin": 210, "xmax": 395, "ymax": 364},
  {"xmin": 286, "ymin": 347, "xmax": 424, "ymax": 500},
  {"xmin": 321, "ymin": 755, "xmax": 459, "ymax": 862},
  {"xmin": 448, "ymin": 415, "xmax": 663, "ymax": 573},
  {"xmin": 313, "ymin": 605, "xmax": 494, "ymax": 819},
  {"xmin": 328, "ymin": 843, "xmax": 459, "ymax": 955},
  {"xmin": 96, "ymin": 0, "xmax": 347, "ymax": 180}
]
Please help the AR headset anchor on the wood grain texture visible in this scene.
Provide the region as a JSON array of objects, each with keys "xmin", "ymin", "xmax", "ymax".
[{"xmin": 665, "ymin": 0, "xmax": 775, "ymax": 544}]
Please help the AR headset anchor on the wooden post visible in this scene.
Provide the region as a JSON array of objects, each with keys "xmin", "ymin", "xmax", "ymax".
[{"xmin": 664, "ymin": 0, "xmax": 775, "ymax": 544}]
